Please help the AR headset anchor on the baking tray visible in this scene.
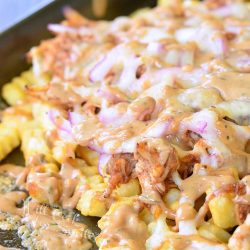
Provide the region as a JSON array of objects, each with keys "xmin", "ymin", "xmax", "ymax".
[{"xmin": 0, "ymin": 0, "xmax": 156, "ymax": 249}]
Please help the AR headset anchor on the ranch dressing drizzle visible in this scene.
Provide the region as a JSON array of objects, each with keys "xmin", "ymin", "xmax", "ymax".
[
  {"xmin": 21, "ymin": 201, "xmax": 92, "ymax": 250},
  {"xmin": 203, "ymin": 72, "xmax": 250, "ymax": 101},
  {"xmin": 0, "ymin": 165, "xmax": 92, "ymax": 250},
  {"xmin": 99, "ymin": 204, "xmax": 148, "ymax": 250}
]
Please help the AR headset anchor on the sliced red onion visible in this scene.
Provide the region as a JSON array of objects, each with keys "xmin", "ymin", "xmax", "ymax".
[
  {"xmin": 89, "ymin": 45, "xmax": 126, "ymax": 82},
  {"xmin": 48, "ymin": 24, "xmax": 93, "ymax": 37},
  {"xmin": 175, "ymin": 27, "xmax": 196, "ymax": 44},
  {"xmin": 164, "ymin": 48, "xmax": 194, "ymax": 67},
  {"xmin": 48, "ymin": 24, "xmax": 75, "ymax": 34},
  {"xmin": 69, "ymin": 112, "xmax": 86, "ymax": 126},
  {"xmin": 211, "ymin": 36, "xmax": 228, "ymax": 56},
  {"xmin": 164, "ymin": 50, "xmax": 179, "ymax": 66},
  {"xmin": 140, "ymin": 27, "xmax": 170, "ymax": 44},
  {"xmin": 58, "ymin": 130, "xmax": 74, "ymax": 142},
  {"xmin": 225, "ymin": 50, "xmax": 250, "ymax": 73},
  {"xmin": 146, "ymin": 42, "xmax": 165, "ymax": 55},
  {"xmin": 48, "ymin": 109, "xmax": 72, "ymax": 134},
  {"xmin": 119, "ymin": 137, "xmax": 138, "ymax": 153},
  {"xmin": 89, "ymin": 54, "xmax": 114, "ymax": 82},
  {"xmin": 196, "ymin": 121, "xmax": 208, "ymax": 134},
  {"xmin": 98, "ymin": 103, "xmax": 129, "ymax": 126},
  {"xmin": 98, "ymin": 154, "xmax": 111, "ymax": 176},
  {"xmin": 176, "ymin": 68, "xmax": 205, "ymax": 88},
  {"xmin": 150, "ymin": 67, "xmax": 203, "ymax": 88},
  {"xmin": 87, "ymin": 143, "xmax": 105, "ymax": 154},
  {"xmin": 89, "ymin": 56, "xmax": 105, "ymax": 82},
  {"xmin": 212, "ymin": 6, "xmax": 232, "ymax": 18},
  {"xmin": 212, "ymin": 3, "xmax": 249, "ymax": 19},
  {"xmin": 144, "ymin": 121, "xmax": 172, "ymax": 138},
  {"xmin": 183, "ymin": 120, "xmax": 208, "ymax": 135},
  {"xmin": 175, "ymin": 26, "xmax": 228, "ymax": 56},
  {"xmin": 180, "ymin": 110, "xmax": 213, "ymax": 138},
  {"xmin": 48, "ymin": 109, "xmax": 59, "ymax": 125},
  {"xmin": 60, "ymin": 120, "xmax": 72, "ymax": 133},
  {"xmin": 98, "ymin": 107, "xmax": 121, "ymax": 125},
  {"xmin": 179, "ymin": 49, "xmax": 194, "ymax": 66},
  {"xmin": 224, "ymin": 19, "xmax": 250, "ymax": 34},
  {"xmin": 97, "ymin": 88, "xmax": 126, "ymax": 104},
  {"xmin": 117, "ymin": 55, "xmax": 141, "ymax": 91}
]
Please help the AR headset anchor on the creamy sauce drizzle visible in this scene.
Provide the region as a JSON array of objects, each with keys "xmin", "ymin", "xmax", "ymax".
[
  {"xmin": 203, "ymin": 72, "xmax": 250, "ymax": 101},
  {"xmin": 21, "ymin": 201, "xmax": 92, "ymax": 250},
  {"xmin": 0, "ymin": 164, "xmax": 92, "ymax": 250},
  {"xmin": 98, "ymin": 204, "xmax": 148, "ymax": 250}
]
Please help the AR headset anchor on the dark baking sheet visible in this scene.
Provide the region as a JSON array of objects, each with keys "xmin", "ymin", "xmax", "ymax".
[{"xmin": 0, "ymin": 0, "xmax": 156, "ymax": 249}]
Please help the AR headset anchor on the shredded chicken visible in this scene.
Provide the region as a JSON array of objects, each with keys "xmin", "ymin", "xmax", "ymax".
[{"xmin": 105, "ymin": 153, "xmax": 136, "ymax": 196}]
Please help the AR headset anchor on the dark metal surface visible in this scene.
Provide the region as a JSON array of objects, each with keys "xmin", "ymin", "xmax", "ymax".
[
  {"xmin": 0, "ymin": 0, "xmax": 156, "ymax": 249},
  {"xmin": 0, "ymin": 229, "xmax": 23, "ymax": 249}
]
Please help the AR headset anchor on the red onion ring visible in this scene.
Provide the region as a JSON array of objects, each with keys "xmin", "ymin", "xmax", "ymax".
[{"xmin": 98, "ymin": 154, "xmax": 111, "ymax": 176}]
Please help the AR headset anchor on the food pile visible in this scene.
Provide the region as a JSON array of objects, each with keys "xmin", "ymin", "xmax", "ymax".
[{"xmin": 1, "ymin": 0, "xmax": 250, "ymax": 249}]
